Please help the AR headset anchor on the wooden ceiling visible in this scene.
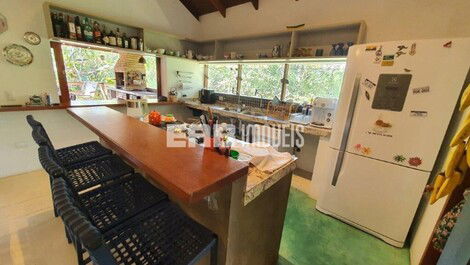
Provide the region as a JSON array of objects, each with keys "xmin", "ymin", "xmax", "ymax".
[{"xmin": 179, "ymin": 0, "xmax": 259, "ymax": 20}]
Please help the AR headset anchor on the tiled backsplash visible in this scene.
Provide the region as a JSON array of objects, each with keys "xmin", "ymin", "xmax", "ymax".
[{"xmin": 214, "ymin": 93, "xmax": 301, "ymax": 112}]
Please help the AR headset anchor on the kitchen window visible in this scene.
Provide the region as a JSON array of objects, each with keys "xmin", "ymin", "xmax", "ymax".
[
  {"xmin": 240, "ymin": 63, "xmax": 284, "ymax": 99},
  {"xmin": 205, "ymin": 60, "xmax": 346, "ymax": 103},
  {"xmin": 207, "ymin": 64, "xmax": 238, "ymax": 94},
  {"xmin": 285, "ymin": 62, "xmax": 346, "ymax": 103},
  {"xmin": 50, "ymin": 42, "xmax": 160, "ymax": 106}
]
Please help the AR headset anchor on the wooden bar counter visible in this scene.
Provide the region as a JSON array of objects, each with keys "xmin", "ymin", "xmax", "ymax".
[{"xmin": 67, "ymin": 106, "xmax": 295, "ymax": 265}]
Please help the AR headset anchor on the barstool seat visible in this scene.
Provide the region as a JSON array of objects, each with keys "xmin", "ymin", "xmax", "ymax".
[
  {"xmin": 52, "ymin": 178, "xmax": 217, "ymax": 265},
  {"xmin": 27, "ymin": 115, "xmax": 111, "ymax": 166},
  {"xmin": 38, "ymin": 145, "xmax": 134, "ymax": 193}
]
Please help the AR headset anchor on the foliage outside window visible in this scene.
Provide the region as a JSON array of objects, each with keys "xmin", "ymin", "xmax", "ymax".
[
  {"xmin": 62, "ymin": 45, "xmax": 119, "ymax": 101},
  {"xmin": 285, "ymin": 62, "xmax": 346, "ymax": 103},
  {"xmin": 208, "ymin": 64, "xmax": 238, "ymax": 94},
  {"xmin": 240, "ymin": 63, "xmax": 284, "ymax": 99},
  {"xmin": 144, "ymin": 55, "xmax": 157, "ymax": 90}
]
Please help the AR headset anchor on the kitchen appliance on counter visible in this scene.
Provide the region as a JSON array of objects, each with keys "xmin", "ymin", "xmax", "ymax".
[
  {"xmin": 311, "ymin": 97, "xmax": 338, "ymax": 128},
  {"xmin": 200, "ymin": 89, "xmax": 217, "ymax": 104},
  {"xmin": 315, "ymin": 38, "xmax": 470, "ymax": 247}
]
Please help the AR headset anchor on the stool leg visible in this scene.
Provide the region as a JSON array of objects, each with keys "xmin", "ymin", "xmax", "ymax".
[
  {"xmin": 210, "ymin": 239, "xmax": 218, "ymax": 265},
  {"xmin": 65, "ymin": 227, "xmax": 72, "ymax": 244}
]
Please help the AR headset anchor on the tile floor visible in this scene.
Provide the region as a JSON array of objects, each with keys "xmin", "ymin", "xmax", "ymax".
[{"xmin": 0, "ymin": 171, "xmax": 409, "ymax": 265}]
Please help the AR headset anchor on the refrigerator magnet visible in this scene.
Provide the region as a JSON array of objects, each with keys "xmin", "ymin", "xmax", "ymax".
[
  {"xmin": 381, "ymin": 55, "xmax": 395, "ymax": 66},
  {"xmin": 365, "ymin": 45, "xmax": 377, "ymax": 51},
  {"xmin": 362, "ymin": 78, "xmax": 376, "ymax": 89},
  {"xmin": 393, "ymin": 155, "xmax": 406, "ymax": 163},
  {"xmin": 412, "ymin": 86, "xmax": 430, "ymax": 94},
  {"xmin": 443, "ymin": 41, "xmax": 452, "ymax": 48},
  {"xmin": 410, "ymin": 110, "xmax": 428, "ymax": 117},
  {"xmin": 408, "ymin": 157, "xmax": 422, "ymax": 167},
  {"xmin": 404, "ymin": 68, "xmax": 412, "ymax": 72},
  {"xmin": 396, "ymin": 51, "xmax": 406, "ymax": 57},
  {"xmin": 365, "ymin": 91, "xmax": 370, "ymax": 100},
  {"xmin": 409, "ymin": 43, "xmax": 416, "ymax": 55}
]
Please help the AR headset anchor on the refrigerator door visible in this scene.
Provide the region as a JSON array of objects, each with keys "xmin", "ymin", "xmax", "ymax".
[
  {"xmin": 344, "ymin": 38, "xmax": 470, "ymax": 171},
  {"xmin": 317, "ymin": 148, "xmax": 430, "ymax": 246}
]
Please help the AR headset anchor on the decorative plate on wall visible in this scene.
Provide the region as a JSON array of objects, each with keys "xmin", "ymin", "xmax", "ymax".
[
  {"xmin": 3, "ymin": 44, "xmax": 33, "ymax": 66},
  {"xmin": 0, "ymin": 13, "xmax": 7, "ymax": 35},
  {"xmin": 24, "ymin": 32, "xmax": 41, "ymax": 45}
]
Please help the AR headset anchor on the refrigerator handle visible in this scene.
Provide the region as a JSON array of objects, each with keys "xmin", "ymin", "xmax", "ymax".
[{"xmin": 331, "ymin": 74, "xmax": 362, "ymax": 186}]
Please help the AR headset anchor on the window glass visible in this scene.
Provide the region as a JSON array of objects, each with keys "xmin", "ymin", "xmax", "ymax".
[
  {"xmin": 62, "ymin": 45, "xmax": 119, "ymax": 104},
  {"xmin": 286, "ymin": 62, "xmax": 346, "ymax": 103},
  {"xmin": 144, "ymin": 55, "xmax": 157, "ymax": 90},
  {"xmin": 241, "ymin": 63, "xmax": 283, "ymax": 99},
  {"xmin": 208, "ymin": 64, "xmax": 238, "ymax": 94}
]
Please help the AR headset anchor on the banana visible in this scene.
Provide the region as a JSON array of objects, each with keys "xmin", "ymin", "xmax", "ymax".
[
  {"xmin": 429, "ymin": 173, "xmax": 445, "ymax": 205},
  {"xmin": 444, "ymin": 142, "xmax": 466, "ymax": 177},
  {"xmin": 459, "ymin": 84, "xmax": 470, "ymax": 111},
  {"xmin": 436, "ymin": 170, "xmax": 463, "ymax": 201},
  {"xmin": 450, "ymin": 118, "xmax": 470, "ymax": 146}
]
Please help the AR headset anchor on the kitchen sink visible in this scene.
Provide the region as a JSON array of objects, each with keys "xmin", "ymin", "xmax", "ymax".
[{"xmin": 241, "ymin": 110, "xmax": 266, "ymax": 117}]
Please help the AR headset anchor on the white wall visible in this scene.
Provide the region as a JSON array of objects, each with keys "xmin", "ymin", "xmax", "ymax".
[
  {"xmin": 0, "ymin": 0, "xmax": 201, "ymax": 106},
  {"xmin": 0, "ymin": 104, "xmax": 192, "ymax": 178},
  {"xmin": 198, "ymin": 0, "xmax": 470, "ymax": 42},
  {"xmin": 161, "ymin": 56, "xmax": 204, "ymax": 99}
]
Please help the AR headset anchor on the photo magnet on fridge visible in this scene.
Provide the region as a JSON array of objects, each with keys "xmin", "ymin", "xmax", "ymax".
[
  {"xmin": 381, "ymin": 55, "xmax": 395, "ymax": 66},
  {"xmin": 412, "ymin": 86, "xmax": 430, "ymax": 94}
]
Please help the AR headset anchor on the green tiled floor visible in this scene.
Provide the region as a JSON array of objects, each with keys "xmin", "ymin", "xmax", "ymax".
[{"xmin": 278, "ymin": 188, "xmax": 410, "ymax": 265}]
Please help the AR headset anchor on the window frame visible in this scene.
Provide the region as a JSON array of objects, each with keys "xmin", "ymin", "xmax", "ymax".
[
  {"xmin": 50, "ymin": 42, "xmax": 162, "ymax": 107},
  {"xmin": 204, "ymin": 57, "xmax": 346, "ymax": 103}
]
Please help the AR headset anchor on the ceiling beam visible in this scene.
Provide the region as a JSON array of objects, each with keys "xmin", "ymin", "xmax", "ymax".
[
  {"xmin": 251, "ymin": 0, "xmax": 259, "ymax": 10},
  {"xmin": 208, "ymin": 0, "xmax": 227, "ymax": 17},
  {"xmin": 180, "ymin": 0, "xmax": 200, "ymax": 20}
]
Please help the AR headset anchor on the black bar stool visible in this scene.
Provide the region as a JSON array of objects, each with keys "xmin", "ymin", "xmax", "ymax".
[
  {"xmin": 52, "ymin": 178, "xmax": 218, "ymax": 265},
  {"xmin": 27, "ymin": 115, "xmax": 112, "ymax": 167},
  {"xmin": 53, "ymin": 175, "xmax": 169, "ymax": 265},
  {"xmin": 38, "ymin": 145, "xmax": 134, "ymax": 217}
]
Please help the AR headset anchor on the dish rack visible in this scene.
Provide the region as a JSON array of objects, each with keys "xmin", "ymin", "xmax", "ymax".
[{"xmin": 266, "ymin": 101, "xmax": 294, "ymax": 120}]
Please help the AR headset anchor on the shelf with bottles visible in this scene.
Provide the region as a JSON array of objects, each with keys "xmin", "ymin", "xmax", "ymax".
[{"xmin": 44, "ymin": 3, "xmax": 145, "ymax": 52}]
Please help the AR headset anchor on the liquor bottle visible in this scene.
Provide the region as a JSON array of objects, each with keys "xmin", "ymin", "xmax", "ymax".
[
  {"xmin": 67, "ymin": 15, "xmax": 77, "ymax": 40},
  {"xmin": 102, "ymin": 26, "xmax": 109, "ymax": 46},
  {"xmin": 57, "ymin": 13, "xmax": 66, "ymax": 38},
  {"xmin": 122, "ymin": 33, "xmax": 129, "ymax": 48},
  {"xmin": 93, "ymin": 21, "xmax": 102, "ymax": 44},
  {"xmin": 116, "ymin": 28, "xmax": 123, "ymax": 47},
  {"xmin": 51, "ymin": 13, "xmax": 58, "ymax": 37},
  {"xmin": 108, "ymin": 30, "xmax": 117, "ymax": 46},
  {"xmin": 74, "ymin": 16, "xmax": 82, "ymax": 40},
  {"xmin": 139, "ymin": 38, "xmax": 144, "ymax": 51},
  {"xmin": 83, "ymin": 18, "xmax": 94, "ymax": 42}
]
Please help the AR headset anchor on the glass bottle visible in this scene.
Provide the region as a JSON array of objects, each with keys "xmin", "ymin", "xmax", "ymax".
[
  {"xmin": 74, "ymin": 16, "xmax": 82, "ymax": 40},
  {"xmin": 83, "ymin": 18, "xmax": 94, "ymax": 42},
  {"xmin": 93, "ymin": 21, "xmax": 102, "ymax": 44},
  {"xmin": 102, "ymin": 26, "xmax": 109, "ymax": 46},
  {"xmin": 57, "ymin": 13, "xmax": 66, "ymax": 38},
  {"xmin": 123, "ymin": 33, "xmax": 129, "ymax": 48},
  {"xmin": 116, "ymin": 28, "xmax": 123, "ymax": 47},
  {"xmin": 108, "ymin": 30, "xmax": 117, "ymax": 46},
  {"xmin": 68, "ymin": 15, "xmax": 77, "ymax": 39}
]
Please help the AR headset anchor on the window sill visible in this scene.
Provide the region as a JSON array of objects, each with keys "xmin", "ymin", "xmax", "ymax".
[{"xmin": 0, "ymin": 105, "xmax": 66, "ymax": 113}]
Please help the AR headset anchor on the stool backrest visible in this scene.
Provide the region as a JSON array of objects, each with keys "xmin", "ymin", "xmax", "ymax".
[
  {"xmin": 37, "ymin": 145, "xmax": 66, "ymax": 178},
  {"xmin": 51, "ymin": 178, "xmax": 115, "ymax": 264},
  {"xmin": 27, "ymin": 115, "xmax": 55, "ymax": 150}
]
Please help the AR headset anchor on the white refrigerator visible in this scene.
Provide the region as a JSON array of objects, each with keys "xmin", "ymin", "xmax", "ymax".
[{"xmin": 315, "ymin": 38, "xmax": 470, "ymax": 247}]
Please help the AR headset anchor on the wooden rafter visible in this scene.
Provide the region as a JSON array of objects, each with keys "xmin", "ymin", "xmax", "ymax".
[
  {"xmin": 208, "ymin": 0, "xmax": 226, "ymax": 17},
  {"xmin": 251, "ymin": 0, "xmax": 259, "ymax": 10},
  {"xmin": 180, "ymin": 0, "xmax": 200, "ymax": 20}
]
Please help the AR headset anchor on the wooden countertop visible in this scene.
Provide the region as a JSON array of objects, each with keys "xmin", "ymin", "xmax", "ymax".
[{"xmin": 67, "ymin": 106, "xmax": 249, "ymax": 203}]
